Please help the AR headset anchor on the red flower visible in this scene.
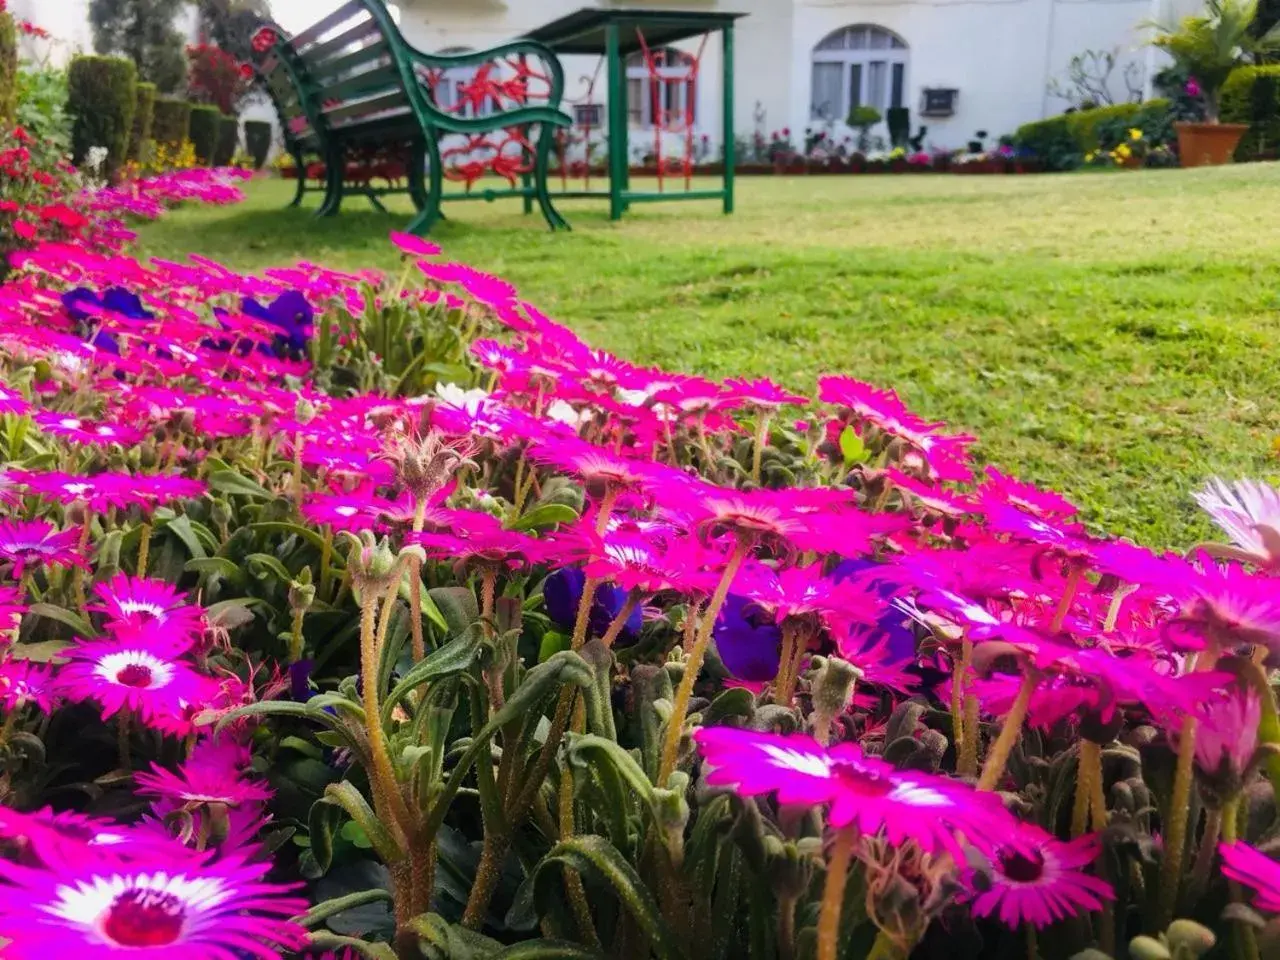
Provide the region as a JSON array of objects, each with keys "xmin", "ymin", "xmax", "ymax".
[{"xmin": 13, "ymin": 221, "xmax": 36, "ymax": 241}]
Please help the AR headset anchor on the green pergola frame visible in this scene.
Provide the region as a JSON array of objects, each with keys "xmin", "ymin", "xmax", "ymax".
[{"xmin": 523, "ymin": 7, "xmax": 746, "ymax": 221}]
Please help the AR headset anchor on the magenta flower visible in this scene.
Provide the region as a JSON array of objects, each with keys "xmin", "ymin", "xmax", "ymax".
[
  {"xmin": 1186, "ymin": 76, "xmax": 1202, "ymax": 98},
  {"xmin": 1193, "ymin": 477, "xmax": 1280, "ymax": 566},
  {"xmin": 33, "ymin": 410, "xmax": 144, "ymax": 447},
  {"xmin": 389, "ymin": 230, "xmax": 442, "ymax": 258},
  {"xmin": 0, "ymin": 520, "xmax": 87, "ymax": 579},
  {"xmin": 0, "ymin": 661, "xmax": 55, "ymax": 713},
  {"xmin": 694, "ymin": 727, "xmax": 1018, "ymax": 856},
  {"xmin": 0, "ymin": 384, "xmax": 30, "ymax": 416},
  {"xmin": 883, "ymin": 468, "xmax": 976, "ymax": 519},
  {"xmin": 58, "ymin": 635, "xmax": 214, "ymax": 735},
  {"xmin": 0, "ymin": 854, "xmax": 308, "ymax": 960},
  {"xmin": 967, "ymin": 828, "xmax": 1113, "ymax": 928},
  {"xmin": 722, "ymin": 376, "xmax": 808, "ymax": 410},
  {"xmin": 301, "ymin": 489, "xmax": 404, "ymax": 532},
  {"xmin": 981, "ymin": 467, "xmax": 1077, "ymax": 520},
  {"xmin": 1194, "ymin": 687, "xmax": 1260, "ymax": 785},
  {"xmin": 1220, "ymin": 841, "xmax": 1280, "ymax": 912},
  {"xmin": 0, "ymin": 805, "xmax": 184, "ymax": 869},
  {"xmin": 412, "ymin": 524, "xmax": 552, "ymax": 570},
  {"xmin": 0, "ymin": 583, "xmax": 26, "ymax": 633},
  {"xmin": 93, "ymin": 575, "xmax": 204, "ymax": 638},
  {"xmin": 136, "ymin": 739, "xmax": 272, "ymax": 809}
]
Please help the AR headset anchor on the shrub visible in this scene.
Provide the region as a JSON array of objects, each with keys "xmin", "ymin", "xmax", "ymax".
[
  {"xmin": 151, "ymin": 97, "xmax": 192, "ymax": 147},
  {"xmin": 886, "ymin": 106, "xmax": 909, "ymax": 148},
  {"xmin": 67, "ymin": 55, "xmax": 138, "ymax": 180},
  {"xmin": 1013, "ymin": 114, "xmax": 1078, "ymax": 169},
  {"xmin": 1221, "ymin": 64, "xmax": 1280, "ymax": 159},
  {"xmin": 213, "ymin": 114, "xmax": 238, "ymax": 166},
  {"xmin": 243, "ymin": 118, "xmax": 271, "ymax": 168},
  {"xmin": 0, "ymin": 12, "xmax": 16, "ymax": 129},
  {"xmin": 1016, "ymin": 100, "xmax": 1171, "ymax": 168},
  {"xmin": 188, "ymin": 104, "xmax": 221, "ymax": 165},
  {"xmin": 186, "ymin": 43, "xmax": 253, "ymax": 115},
  {"xmin": 15, "ymin": 67, "xmax": 71, "ymax": 151},
  {"xmin": 128, "ymin": 81, "xmax": 157, "ymax": 162},
  {"xmin": 1064, "ymin": 102, "xmax": 1146, "ymax": 151}
]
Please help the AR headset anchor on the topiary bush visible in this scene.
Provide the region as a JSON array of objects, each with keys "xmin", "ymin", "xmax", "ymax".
[
  {"xmin": 0, "ymin": 12, "xmax": 17, "ymax": 129},
  {"xmin": 1013, "ymin": 114, "xmax": 1077, "ymax": 169},
  {"xmin": 127, "ymin": 81, "xmax": 157, "ymax": 163},
  {"xmin": 67, "ymin": 55, "xmax": 137, "ymax": 180},
  {"xmin": 1016, "ymin": 100, "xmax": 1171, "ymax": 168},
  {"xmin": 1064, "ymin": 102, "xmax": 1147, "ymax": 152},
  {"xmin": 1221, "ymin": 64, "xmax": 1280, "ymax": 159},
  {"xmin": 213, "ymin": 115, "xmax": 239, "ymax": 166},
  {"xmin": 188, "ymin": 104, "xmax": 222, "ymax": 165},
  {"xmin": 151, "ymin": 97, "xmax": 192, "ymax": 148},
  {"xmin": 243, "ymin": 118, "xmax": 272, "ymax": 168},
  {"xmin": 886, "ymin": 106, "xmax": 910, "ymax": 149}
]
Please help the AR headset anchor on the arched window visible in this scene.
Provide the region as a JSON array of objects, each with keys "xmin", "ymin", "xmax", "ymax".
[
  {"xmin": 626, "ymin": 48, "xmax": 696, "ymax": 128},
  {"xmin": 810, "ymin": 25, "xmax": 907, "ymax": 122}
]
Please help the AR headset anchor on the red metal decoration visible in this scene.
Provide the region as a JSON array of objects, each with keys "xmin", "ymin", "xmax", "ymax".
[
  {"xmin": 635, "ymin": 29, "xmax": 707, "ymax": 192},
  {"xmin": 441, "ymin": 130, "xmax": 534, "ymax": 190},
  {"xmin": 555, "ymin": 60, "xmax": 604, "ymax": 189}
]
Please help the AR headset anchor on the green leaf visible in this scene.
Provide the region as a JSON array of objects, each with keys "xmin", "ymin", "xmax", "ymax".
[
  {"xmin": 303, "ymin": 933, "xmax": 398, "ymax": 960},
  {"xmin": 509, "ymin": 503, "xmax": 579, "ymax": 532},
  {"xmin": 568, "ymin": 735, "xmax": 656, "ymax": 819},
  {"xmin": 211, "ymin": 699, "xmax": 355, "ymax": 751},
  {"xmin": 184, "ymin": 557, "xmax": 243, "ymax": 581},
  {"xmin": 529, "ymin": 836, "xmax": 684, "ymax": 960},
  {"xmin": 839, "ymin": 425, "xmax": 866, "ymax": 465},
  {"xmin": 305, "ymin": 797, "xmax": 344, "ymax": 875},
  {"xmin": 427, "ymin": 586, "xmax": 478, "ymax": 637},
  {"xmin": 491, "ymin": 943, "xmax": 606, "ymax": 960},
  {"xmin": 250, "ymin": 521, "xmax": 327, "ymax": 550},
  {"xmin": 382, "ymin": 626, "xmax": 483, "ymax": 726},
  {"xmin": 163, "ymin": 514, "xmax": 208, "ymax": 560},
  {"xmin": 27, "ymin": 603, "xmax": 92, "ymax": 637},
  {"xmin": 208, "ymin": 469, "xmax": 273, "ymax": 500},
  {"xmin": 297, "ymin": 889, "xmax": 393, "ymax": 928},
  {"xmin": 405, "ymin": 913, "xmax": 505, "ymax": 959},
  {"xmin": 8, "ymin": 638, "xmax": 74, "ymax": 663},
  {"xmin": 204, "ymin": 597, "xmax": 259, "ymax": 630},
  {"xmin": 322, "ymin": 782, "xmax": 404, "ymax": 864},
  {"xmin": 246, "ymin": 553, "xmax": 292, "ymax": 583}
]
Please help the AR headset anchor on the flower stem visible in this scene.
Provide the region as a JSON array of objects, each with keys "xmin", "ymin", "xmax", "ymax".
[
  {"xmin": 1049, "ymin": 564, "xmax": 1083, "ymax": 634},
  {"xmin": 751, "ymin": 412, "xmax": 772, "ymax": 486},
  {"xmin": 977, "ymin": 669, "xmax": 1037, "ymax": 792},
  {"xmin": 960, "ymin": 688, "xmax": 981, "ymax": 779},
  {"xmin": 360, "ymin": 587, "xmax": 412, "ymax": 848},
  {"xmin": 318, "ymin": 525, "xmax": 333, "ymax": 603},
  {"xmin": 657, "ymin": 542, "xmax": 747, "ymax": 786},
  {"xmin": 116, "ymin": 711, "xmax": 130, "ymax": 771},
  {"xmin": 777, "ymin": 894, "xmax": 797, "ymax": 960},
  {"xmin": 1024, "ymin": 922, "xmax": 1040, "ymax": 960},
  {"xmin": 1185, "ymin": 806, "xmax": 1222, "ymax": 909},
  {"xmin": 1220, "ymin": 796, "xmax": 1262, "ymax": 960},
  {"xmin": 952, "ymin": 636, "xmax": 972, "ymax": 763},
  {"xmin": 136, "ymin": 521, "xmax": 152, "ymax": 576},
  {"xmin": 1072, "ymin": 740, "xmax": 1104, "ymax": 838},
  {"xmin": 817, "ymin": 826, "xmax": 857, "ymax": 960},
  {"xmin": 1156, "ymin": 645, "xmax": 1220, "ymax": 930},
  {"xmin": 600, "ymin": 590, "xmax": 642, "ymax": 649}
]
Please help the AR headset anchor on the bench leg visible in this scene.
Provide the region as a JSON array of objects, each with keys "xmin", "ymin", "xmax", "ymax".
[
  {"xmin": 533, "ymin": 125, "xmax": 570, "ymax": 232},
  {"xmin": 316, "ymin": 146, "xmax": 344, "ymax": 218},
  {"xmin": 408, "ymin": 140, "xmax": 429, "ymax": 211},
  {"xmin": 365, "ymin": 190, "xmax": 388, "ymax": 214},
  {"xmin": 288, "ymin": 148, "xmax": 306, "ymax": 208},
  {"xmin": 405, "ymin": 136, "xmax": 443, "ymax": 235}
]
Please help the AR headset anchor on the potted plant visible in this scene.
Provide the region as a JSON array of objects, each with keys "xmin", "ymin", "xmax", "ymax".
[
  {"xmin": 1148, "ymin": 0, "xmax": 1280, "ymax": 166},
  {"xmin": 847, "ymin": 105, "xmax": 883, "ymax": 154}
]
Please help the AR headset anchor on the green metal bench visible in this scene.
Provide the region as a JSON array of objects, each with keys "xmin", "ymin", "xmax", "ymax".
[{"xmin": 249, "ymin": 0, "xmax": 572, "ymax": 234}]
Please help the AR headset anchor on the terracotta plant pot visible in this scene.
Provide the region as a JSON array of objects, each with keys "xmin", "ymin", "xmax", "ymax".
[{"xmin": 1175, "ymin": 122, "xmax": 1247, "ymax": 167}]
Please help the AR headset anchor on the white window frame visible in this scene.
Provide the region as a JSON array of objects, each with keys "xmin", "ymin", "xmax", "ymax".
[
  {"xmin": 810, "ymin": 25, "xmax": 908, "ymax": 123},
  {"xmin": 626, "ymin": 49, "xmax": 696, "ymax": 130}
]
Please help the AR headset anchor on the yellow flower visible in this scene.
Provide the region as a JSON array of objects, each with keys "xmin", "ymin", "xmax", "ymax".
[
  {"xmin": 1085, "ymin": 151, "xmax": 1096, "ymax": 162},
  {"xmin": 1128, "ymin": 128, "xmax": 1143, "ymax": 141},
  {"xmin": 1115, "ymin": 143, "xmax": 1132, "ymax": 159}
]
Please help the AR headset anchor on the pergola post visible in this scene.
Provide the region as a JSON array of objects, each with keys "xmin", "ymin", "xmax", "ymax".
[
  {"xmin": 605, "ymin": 21, "xmax": 626, "ymax": 221},
  {"xmin": 721, "ymin": 21, "xmax": 735, "ymax": 214}
]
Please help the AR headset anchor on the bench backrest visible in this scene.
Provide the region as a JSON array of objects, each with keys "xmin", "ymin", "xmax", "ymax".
[{"xmin": 250, "ymin": 0, "xmax": 569, "ymax": 146}]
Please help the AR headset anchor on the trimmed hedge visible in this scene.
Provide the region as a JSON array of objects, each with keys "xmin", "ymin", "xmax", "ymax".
[
  {"xmin": 244, "ymin": 119, "xmax": 272, "ymax": 168},
  {"xmin": 214, "ymin": 115, "xmax": 239, "ymax": 166},
  {"xmin": 0, "ymin": 12, "xmax": 15, "ymax": 129},
  {"xmin": 151, "ymin": 98, "xmax": 192, "ymax": 147},
  {"xmin": 128, "ymin": 82, "xmax": 156, "ymax": 162},
  {"xmin": 188, "ymin": 104, "xmax": 221, "ymax": 165},
  {"xmin": 67, "ymin": 55, "xmax": 137, "ymax": 180},
  {"xmin": 1221, "ymin": 64, "xmax": 1280, "ymax": 159},
  {"xmin": 1015, "ymin": 100, "xmax": 1170, "ymax": 168},
  {"xmin": 886, "ymin": 107, "xmax": 910, "ymax": 149}
]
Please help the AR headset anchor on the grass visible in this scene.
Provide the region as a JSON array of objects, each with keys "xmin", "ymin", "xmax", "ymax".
[{"xmin": 134, "ymin": 167, "xmax": 1280, "ymax": 548}]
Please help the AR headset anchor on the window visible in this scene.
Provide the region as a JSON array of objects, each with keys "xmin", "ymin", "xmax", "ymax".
[
  {"xmin": 574, "ymin": 103, "xmax": 603, "ymax": 126},
  {"xmin": 625, "ymin": 48, "xmax": 696, "ymax": 128},
  {"xmin": 810, "ymin": 25, "xmax": 908, "ymax": 121}
]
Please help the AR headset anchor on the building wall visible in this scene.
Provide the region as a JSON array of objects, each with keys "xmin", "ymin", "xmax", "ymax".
[{"xmin": 10, "ymin": 0, "xmax": 95, "ymax": 66}]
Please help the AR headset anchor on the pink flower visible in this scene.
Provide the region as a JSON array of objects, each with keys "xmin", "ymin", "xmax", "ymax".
[
  {"xmin": 33, "ymin": 410, "xmax": 144, "ymax": 447},
  {"xmin": 1220, "ymin": 841, "xmax": 1280, "ymax": 912},
  {"xmin": 58, "ymin": 634, "xmax": 214, "ymax": 735},
  {"xmin": 0, "ymin": 660, "xmax": 55, "ymax": 713},
  {"xmin": 0, "ymin": 806, "xmax": 183, "ymax": 869},
  {"xmin": 981, "ymin": 468, "xmax": 1077, "ymax": 520},
  {"xmin": 722, "ymin": 377, "xmax": 808, "ymax": 410},
  {"xmin": 1194, "ymin": 687, "xmax": 1260, "ymax": 785},
  {"xmin": 136, "ymin": 739, "xmax": 272, "ymax": 808},
  {"xmin": 1193, "ymin": 477, "xmax": 1280, "ymax": 566},
  {"xmin": 1186, "ymin": 76, "xmax": 1202, "ymax": 98},
  {"xmin": 0, "ymin": 854, "xmax": 308, "ymax": 960},
  {"xmin": 0, "ymin": 520, "xmax": 86, "ymax": 578},
  {"xmin": 694, "ymin": 727, "xmax": 1018, "ymax": 856},
  {"xmin": 93, "ymin": 575, "xmax": 204, "ymax": 638},
  {"xmin": 0, "ymin": 384, "xmax": 29, "ymax": 416},
  {"xmin": 0, "ymin": 583, "xmax": 26, "ymax": 633},
  {"xmin": 390, "ymin": 231, "xmax": 442, "ymax": 257},
  {"xmin": 967, "ymin": 828, "xmax": 1113, "ymax": 928}
]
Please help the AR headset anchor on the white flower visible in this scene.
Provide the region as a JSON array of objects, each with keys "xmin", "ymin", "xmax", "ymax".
[
  {"xmin": 1193, "ymin": 477, "xmax": 1280, "ymax": 565},
  {"xmin": 545, "ymin": 399, "xmax": 587, "ymax": 429},
  {"xmin": 85, "ymin": 146, "xmax": 109, "ymax": 173},
  {"xmin": 434, "ymin": 382, "xmax": 490, "ymax": 416}
]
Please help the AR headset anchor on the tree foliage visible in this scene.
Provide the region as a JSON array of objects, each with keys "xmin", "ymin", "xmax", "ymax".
[
  {"xmin": 195, "ymin": 0, "xmax": 271, "ymax": 63},
  {"xmin": 88, "ymin": 0, "xmax": 187, "ymax": 94}
]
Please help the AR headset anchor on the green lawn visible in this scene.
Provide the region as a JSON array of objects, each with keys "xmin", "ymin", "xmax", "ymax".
[{"xmin": 134, "ymin": 168, "xmax": 1280, "ymax": 548}]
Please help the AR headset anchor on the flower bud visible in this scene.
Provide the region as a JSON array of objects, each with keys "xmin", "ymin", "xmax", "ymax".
[
  {"xmin": 288, "ymin": 569, "xmax": 316, "ymax": 615},
  {"xmin": 809, "ymin": 656, "xmax": 862, "ymax": 743},
  {"xmin": 210, "ymin": 498, "xmax": 233, "ymax": 529},
  {"xmin": 294, "ymin": 398, "xmax": 317, "ymax": 425},
  {"xmin": 1165, "ymin": 920, "xmax": 1216, "ymax": 958}
]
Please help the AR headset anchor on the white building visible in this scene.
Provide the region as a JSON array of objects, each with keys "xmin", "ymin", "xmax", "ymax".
[{"xmin": 18, "ymin": 0, "xmax": 1196, "ymax": 154}]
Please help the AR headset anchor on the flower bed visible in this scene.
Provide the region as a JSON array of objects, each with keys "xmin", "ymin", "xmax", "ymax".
[{"xmin": 0, "ymin": 201, "xmax": 1277, "ymax": 960}]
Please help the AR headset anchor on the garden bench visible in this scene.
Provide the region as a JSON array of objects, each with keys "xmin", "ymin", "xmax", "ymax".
[{"xmin": 249, "ymin": 0, "xmax": 572, "ymax": 234}]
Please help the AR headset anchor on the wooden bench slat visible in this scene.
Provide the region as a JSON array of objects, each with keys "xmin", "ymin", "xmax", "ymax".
[
  {"xmin": 321, "ymin": 64, "xmax": 400, "ymax": 103},
  {"xmin": 290, "ymin": 0, "xmax": 364, "ymax": 49},
  {"xmin": 308, "ymin": 39, "xmax": 390, "ymax": 82},
  {"xmin": 323, "ymin": 90, "xmax": 407, "ymax": 124},
  {"xmin": 300, "ymin": 18, "xmax": 381, "ymax": 70}
]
